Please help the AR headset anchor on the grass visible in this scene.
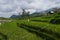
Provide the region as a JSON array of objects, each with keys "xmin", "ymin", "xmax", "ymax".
[
  {"xmin": 25, "ymin": 20, "xmax": 60, "ymax": 33},
  {"xmin": 0, "ymin": 21, "xmax": 43, "ymax": 40},
  {"xmin": 0, "ymin": 14, "xmax": 60, "ymax": 40}
]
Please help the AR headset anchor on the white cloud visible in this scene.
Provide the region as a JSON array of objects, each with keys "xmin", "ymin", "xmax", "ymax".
[{"xmin": 0, "ymin": 0, "xmax": 60, "ymax": 17}]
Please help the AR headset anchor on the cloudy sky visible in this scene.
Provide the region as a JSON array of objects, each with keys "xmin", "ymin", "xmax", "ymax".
[{"xmin": 0, "ymin": 0, "xmax": 60, "ymax": 18}]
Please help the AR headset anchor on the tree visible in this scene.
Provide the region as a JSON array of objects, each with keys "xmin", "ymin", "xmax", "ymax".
[
  {"xmin": 21, "ymin": 9, "xmax": 30, "ymax": 19},
  {"xmin": 53, "ymin": 8, "xmax": 60, "ymax": 14},
  {"xmin": 26, "ymin": 11, "xmax": 30, "ymax": 17},
  {"xmin": 22, "ymin": 9, "xmax": 26, "ymax": 17}
]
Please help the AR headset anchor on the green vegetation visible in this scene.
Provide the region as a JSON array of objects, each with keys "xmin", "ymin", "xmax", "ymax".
[
  {"xmin": 0, "ymin": 21, "xmax": 43, "ymax": 40},
  {"xmin": 0, "ymin": 8, "xmax": 60, "ymax": 40}
]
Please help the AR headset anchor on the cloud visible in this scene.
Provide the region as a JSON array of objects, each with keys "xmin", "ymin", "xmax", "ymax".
[{"xmin": 0, "ymin": 0, "xmax": 60, "ymax": 17}]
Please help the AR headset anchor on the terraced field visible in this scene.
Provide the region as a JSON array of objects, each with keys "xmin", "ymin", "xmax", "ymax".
[
  {"xmin": 0, "ymin": 16, "xmax": 60, "ymax": 40},
  {"xmin": 0, "ymin": 21, "xmax": 43, "ymax": 40},
  {"xmin": 17, "ymin": 20, "xmax": 60, "ymax": 40}
]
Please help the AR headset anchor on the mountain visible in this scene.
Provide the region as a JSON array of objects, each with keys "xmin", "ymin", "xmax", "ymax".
[{"xmin": 10, "ymin": 15, "xmax": 19, "ymax": 18}]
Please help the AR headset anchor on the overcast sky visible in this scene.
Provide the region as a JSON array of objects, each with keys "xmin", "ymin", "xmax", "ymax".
[{"xmin": 0, "ymin": 0, "xmax": 60, "ymax": 18}]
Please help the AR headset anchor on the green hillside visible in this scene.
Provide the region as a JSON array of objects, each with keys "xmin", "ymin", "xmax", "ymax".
[
  {"xmin": 0, "ymin": 21, "xmax": 43, "ymax": 40},
  {"xmin": 0, "ymin": 11, "xmax": 60, "ymax": 40}
]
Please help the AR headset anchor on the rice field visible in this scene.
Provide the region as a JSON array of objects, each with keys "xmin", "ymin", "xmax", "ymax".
[{"xmin": 0, "ymin": 16, "xmax": 60, "ymax": 40}]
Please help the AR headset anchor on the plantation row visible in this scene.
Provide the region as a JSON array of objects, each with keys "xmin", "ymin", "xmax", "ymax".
[
  {"xmin": 16, "ymin": 19, "xmax": 60, "ymax": 40},
  {"xmin": 17, "ymin": 23, "xmax": 60, "ymax": 40},
  {"xmin": 24, "ymin": 21, "xmax": 60, "ymax": 32},
  {"xmin": 18, "ymin": 24, "xmax": 55, "ymax": 40}
]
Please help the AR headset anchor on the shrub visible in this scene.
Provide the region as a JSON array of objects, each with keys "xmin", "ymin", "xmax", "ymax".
[{"xmin": 50, "ymin": 19, "xmax": 60, "ymax": 24}]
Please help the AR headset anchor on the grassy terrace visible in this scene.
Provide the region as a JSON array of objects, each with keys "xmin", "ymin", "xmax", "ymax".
[
  {"xmin": 22, "ymin": 20, "xmax": 60, "ymax": 33},
  {"xmin": 0, "ymin": 15, "xmax": 60, "ymax": 40},
  {"xmin": 17, "ymin": 20, "xmax": 60, "ymax": 40},
  {"xmin": 0, "ymin": 21, "xmax": 43, "ymax": 40}
]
